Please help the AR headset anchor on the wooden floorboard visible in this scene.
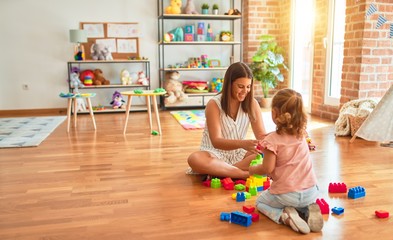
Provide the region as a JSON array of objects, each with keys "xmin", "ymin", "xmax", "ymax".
[{"xmin": 0, "ymin": 111, "xmax": 392, "ymax": 240}]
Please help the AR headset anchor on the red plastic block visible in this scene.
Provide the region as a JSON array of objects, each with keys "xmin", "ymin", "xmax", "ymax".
[
  {"xmin": 328, "ymin": 182, "xmax": 347, "ymax": 193},
  {"xmin": 235, "ymin": 180, "xmax": 246, "ymax": 185},
  {"xmin": 221, "ymin": 177, "xmax": 234, "ymax": 190},
  {"xmin": 316, "ymin": 198, "xmax": 329, "ymax": 214},
  {"xmin": 375, "ymin": 210, "xmax": 389, "ymax": 218},
  {"xmin": 202, "ymin": 180, "xmax": 211, "ymax": 187},
  {"xmin": 251, "ymin": 213, "xmax": 259, "ymax": 222},
  {"xmin": 243, "ymin": 205, "xmax": 255, "ymax": 214}
]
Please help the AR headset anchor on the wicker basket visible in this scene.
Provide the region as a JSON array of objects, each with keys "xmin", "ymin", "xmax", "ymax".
[{"xmin": 348, "ymin": 115, "xmax": 367, "ymax": 137}]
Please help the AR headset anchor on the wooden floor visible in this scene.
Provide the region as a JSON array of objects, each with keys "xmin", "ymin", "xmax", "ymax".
[{"xmin": 0, "ymin": 111, "xmax": 392, "ymax": 240}]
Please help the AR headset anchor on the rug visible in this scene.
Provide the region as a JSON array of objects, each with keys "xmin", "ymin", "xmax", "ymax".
[
  {"xmin": 170, "ymin": 110, "xmax": 206, "ymax": 130},
  {"xmin": 0, "ymin": 116, "xmax": 66, "ymax": 148}
]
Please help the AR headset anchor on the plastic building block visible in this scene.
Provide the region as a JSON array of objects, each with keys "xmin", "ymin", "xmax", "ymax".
[
  {"xmin": 329, "ymin": 182, "xmax": 347, "ymax": 193},
  {"xmin": 251, "ymin": 213, "xmax": 259, "ymax": 222},
  {"xmin": 244, "ymin": 192, "xmax": 251, "ymax": 199},
  {"xmin": 230, "ymin": 211, "xmax": 252, "ymax": 227},
  {"xmin": 242, "ymin": 205, "xmax": 255, "ymax": 214},
  {"xmin": 235, "ymin": 180, "xmax": 246, "ymax": 185},
  {"xmin": 375, "ymin": 210, "xmax": 389, "ymax": 218},
  {"xmin": 220, "ymin": 212, "xmax": 231, "ymax": 221},
  {"xmin": 222, "ymin": 178, "xmax": 234, "ymax": 190},
  {"xmin": 211, "ymin": 178, "xmax": 222, "ymax": 189},
  {"xmin": 151, "ymin": 130, "xmax": 159, "ymax": 135},
  {"xmin": 202, "ymin": 180, "xmax": 211, "ymax": 187},
  {"xmin": 236, "ymin": 192, "xmax": 246, "ymax": 202},
  {"xmin": 332, "ymin": 207, "xmax": 344, "ymax": 215},
  {"xmin": 316, "ymin": 198, "xmax": 329, "ymax": 214},
  {"xmin": 348, "ymin": 186, "xmax": 366, "ymax": 199},
  {"xmin": 249, "ymin": 185, "xmax": 257, "ymax": 196},
  {"xmin": 234, "ymin": 184, "xmax": 245, "ymax": 191}
]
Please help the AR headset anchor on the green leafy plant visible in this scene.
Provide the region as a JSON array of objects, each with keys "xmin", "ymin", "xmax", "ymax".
[
  {"xmin": 201, "ymin": 3, "xmax": 209, "ymax": 10},
  {"xmin": 212, "ymin": 4, "xmax": 219, "ymax": 10},
  {"xmin": 249, "ymin": 35, "xmax": 288, "ymax": 98}
]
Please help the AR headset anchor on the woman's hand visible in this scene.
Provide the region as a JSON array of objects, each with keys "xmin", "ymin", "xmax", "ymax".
[{"xmin": 242, "ymin": 140, "xmax": 261, "ymax": 154}]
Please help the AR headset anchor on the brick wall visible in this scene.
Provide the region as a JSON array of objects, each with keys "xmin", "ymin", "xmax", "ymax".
[{"xmin": 244, "ymin": 0, "xmax": 393, "ymax": 120}]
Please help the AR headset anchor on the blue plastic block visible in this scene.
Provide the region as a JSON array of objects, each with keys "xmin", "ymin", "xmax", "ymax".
[
  {"xmin": 332, "ymin": 207, "xmax": 344, "ymax": 215},
  {"xmin": 220, "ymin": 212, "xmax": 231, "ymax": 221},
  {"xmin": 230, "ymin": 211, "xmax": 252, "ymax": 227},
  {"xmin": 348, "ymin": 186, "xmax": 366, "ymax": 199},
  {"xmin": 236, "ymin": 192, "xmax": 246, "ymax": 202}
]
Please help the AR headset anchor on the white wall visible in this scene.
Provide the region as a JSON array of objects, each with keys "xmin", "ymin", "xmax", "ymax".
[{"xmin": 0, "ymin": 0, "xmax": 158, "ymax": 110}]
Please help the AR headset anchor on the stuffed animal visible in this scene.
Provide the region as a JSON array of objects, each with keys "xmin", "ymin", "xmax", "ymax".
[
  {"xmin": 69, "ymin": 72, "xmax": 85, "ymax": 93},
  {"xmin": 163, "ymin": 71, "xmax": 187, "ymax": 104},
  {"xmin": 184, "ymin": 0, "xmax": 198, "ymax": 14},
  {"xmin": 165, "ymin": 0, "xmax": 182, "ymax": 14},
  {"xmin": 137, "ymin": 71, "xmax": 149, "ymax": 85},
  {"xmin": 93, "ymin": 69, "xmax": 110, "ymax": 85},
  {"xmin": 110, "ymin": 91, "xmax": 126, "ymax": 109},
  {"xmin": 164, "ymin": 27, "xmax": 184, "ymax": 42},
  {"xmin": 90, "ymin": 43, "xmax": 113, "ymax": 61},
  {"xmin": 121, "ymin": 69, "xmax": 132, "ymax": 85}
]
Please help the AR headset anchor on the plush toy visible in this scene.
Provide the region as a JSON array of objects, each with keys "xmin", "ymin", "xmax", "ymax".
[
  {"xmin": 121, "ymin": 69, "xmax": 132, "ymax": 85},
  {"xmin": 164, "ymin": 27, "xmax": 184, "ymax": 42},
  {"xmin": 165, "ymin": 0, "xmax": 182, "ymax": 14},
  {"xmin": 184, "ymin": 0, "xmax": 198, "ymax": 14},
  {"xmin": 93, "ymin": 69, "xmax": 110, "ymax": 85},
  {"xmin": 90, "ymin": 43, "xmax": 113, "ymax": 61},
  {"xmin": 69, "ymin": 72, "xmax": 85, "ymax": 93},
  {"xmin": 110, "ymin": 91, "xmax": 126, "ymax": 109},
  {"xmin": 137, "ymin": 71, "xmax": 149, "ymax": 85},
  {"xmin": 163, "ymin": 71, "xmax": 187, "ymax": 104}
]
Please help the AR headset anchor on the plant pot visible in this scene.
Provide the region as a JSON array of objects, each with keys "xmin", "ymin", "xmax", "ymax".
[
  {"xmin": 260, "ymin": 97, "xmax": 272, "ymax": 109},
  {"xmin": 213, "ymin": 9, "xmax": 218, "ymax": 15},
  {"xmin": 202, "ymin": 9, "xmax": 209, "ymax": 14}
]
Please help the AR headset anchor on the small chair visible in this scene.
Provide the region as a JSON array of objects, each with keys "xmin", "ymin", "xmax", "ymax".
[{"xmin": 59, "ymin": 92, "xmax": 97, "ymax": 132}]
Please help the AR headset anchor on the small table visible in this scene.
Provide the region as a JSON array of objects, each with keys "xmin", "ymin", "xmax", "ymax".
[
  {"xmin": 121, "ymin": 90, "xmax": 166, "ymax": 135},
  {"xmin": 60, "ymin": 93, "xmax": 97, "ymax": 132}
]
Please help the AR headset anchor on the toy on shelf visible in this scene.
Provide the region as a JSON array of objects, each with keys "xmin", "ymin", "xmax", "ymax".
[
  {"xmin": 90, "ymin": 43, "xmax": 113, "ymax": 61},
  {"xmin": 328, "ymin": 182, "xmax": 347, "ymax": 193},
  {"xmin": 206, "ymin": 24, "xmax": 214, "ymax": 41},
  {"xmin": 375, "ymin": 210, "xmax": 389, "ymax": 218},
  {"xmin": 184, "ymin": 0, "xmax": 198, "ymax": 14},
  {"xmin": 225, "ymin": 9, "xmax": 241, "ymax": 15},
  {"xmin": 93, "ymin": 69, "xmax": 110, "ymax": 85},
  {"xmin": 211, "ymin": 78, "xmax": 223, "ymax": 92},
  {"xmin": 165, "ymin": 0, "xmax": 182, "ymax": 14},
  {"xmin": 163, "ymin": 71, "xmax": 187, "ymax": 104},
  {"xmin": 121, "ymin": 69, "xmax": 132, "ymax": 85},
  {"xmin": 316, "ymin": 198, "xmax": 329, "ymax": 214},
  {"xmin": 137, "ymin": 71, "xmax": 149, "ymax": 85},
  {"xmin": 110, "ymin": 91, "xmax": 125, "ymax": 109},
  {"xmin": 164, "ymin": 27, "xmax": 184, "ymax": 42},
  {"xmin": 220, "ymin": 31, "xmax": 232, "ymax": 42},
  {"xmin": 348, "ymin": 186, "xmax": 366, "ymax": 199},
  {"xmin": 79, "ymin": 69, "xmax": 94, "ymax": 86},
  {"xmin": 197, "ymin": 22, "xmax": 205, "ymax": 41},
  {"xmin": 183, "ymin": 81, "xmax": 209, "ymax": 93},
  {"xmin": 69, "ymin": 72, "xmax": 84, "ymax": 93}
]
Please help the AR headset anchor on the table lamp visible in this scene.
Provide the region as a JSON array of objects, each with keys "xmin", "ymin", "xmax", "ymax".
[{"xmin": 69, "ymin": 29, "xmax": 87, "ymax": 61}]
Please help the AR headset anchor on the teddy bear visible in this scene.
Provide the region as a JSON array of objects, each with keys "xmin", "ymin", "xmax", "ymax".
[
  {"xmin": 90, "ymin": 43, "xmax": 113, "ymax": 61},
  {"xmin": 93, "ymin": 69, "xmax": 110, "ymax": 85},
  {"xmin": 120, "ymin": 69, "xmax": 132, "ymax": 85},
  {"xmin": 110, "ymin": 91, "xmax": 126, "ymax": 109},
  {"xmin": 137, "ymin": 71, "xmax": 149, "ymax": 85},
  {"xmin": 163, "ymin": 71, "xmax": 187, "ymax": 104},
  {"xmin": 165, "ymin": 0, "xmax": 182, "ymax": 14}
]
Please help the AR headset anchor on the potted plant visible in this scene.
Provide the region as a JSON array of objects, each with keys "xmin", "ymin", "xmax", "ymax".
[
  {"xmin": 249, "ymin": 35, "xmax": 288, "ymax": 107},
  {"xmin": 201, "ymin": 3, "xmax": 209, "ymax": 14},
  {"xmin": 212, "ymin": 4, "xmax": 219, "ymax": 15}
]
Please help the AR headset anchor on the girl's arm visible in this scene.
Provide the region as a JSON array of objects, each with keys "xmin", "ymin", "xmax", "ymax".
[
  {"xmin": 249, "ymin": 148, "xmax": 276, "ymax": 175},
  {"xmin": 205, "ymin": 100, "xmax": 260, "ymax": 153}
]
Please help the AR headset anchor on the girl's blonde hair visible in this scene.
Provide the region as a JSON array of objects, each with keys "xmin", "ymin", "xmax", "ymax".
[{"xmin": 271, "ymin": 88, "xmax": 307, "ymax": 138}]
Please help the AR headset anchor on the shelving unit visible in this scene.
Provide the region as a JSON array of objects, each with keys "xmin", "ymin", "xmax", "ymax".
[
  {"xmin": 157, "ymin": 0, "xmax": 243, "ymax": 109},
  {"xmin": 67, "ymin": 60, "xmax": 150, "ymax": 113}
]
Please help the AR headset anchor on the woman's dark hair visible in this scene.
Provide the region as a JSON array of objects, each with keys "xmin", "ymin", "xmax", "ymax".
[{"xmin": 221, "ymin": 62, "xmax": 256, "ymax": 120}]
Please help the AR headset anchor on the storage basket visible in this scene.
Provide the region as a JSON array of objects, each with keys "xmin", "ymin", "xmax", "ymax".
[{"xmin": 348, "ymin": 115, "xmax": 367, "ymax": 136}]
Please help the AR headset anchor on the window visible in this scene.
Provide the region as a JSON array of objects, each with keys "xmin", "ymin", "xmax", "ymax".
[{"xmin": 325, "ymin": 0, "xmax": 346, "ymax": 105}]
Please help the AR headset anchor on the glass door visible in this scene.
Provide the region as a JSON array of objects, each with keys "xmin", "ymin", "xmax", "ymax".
[{"xmin": 290, "ymin": 0, "xmax": 315, "ymax": 112}]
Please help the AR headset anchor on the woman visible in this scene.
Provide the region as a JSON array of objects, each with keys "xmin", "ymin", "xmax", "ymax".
[{"xmin": 187, "ymin": 62, "xmax": 267, "ymax": 179}]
